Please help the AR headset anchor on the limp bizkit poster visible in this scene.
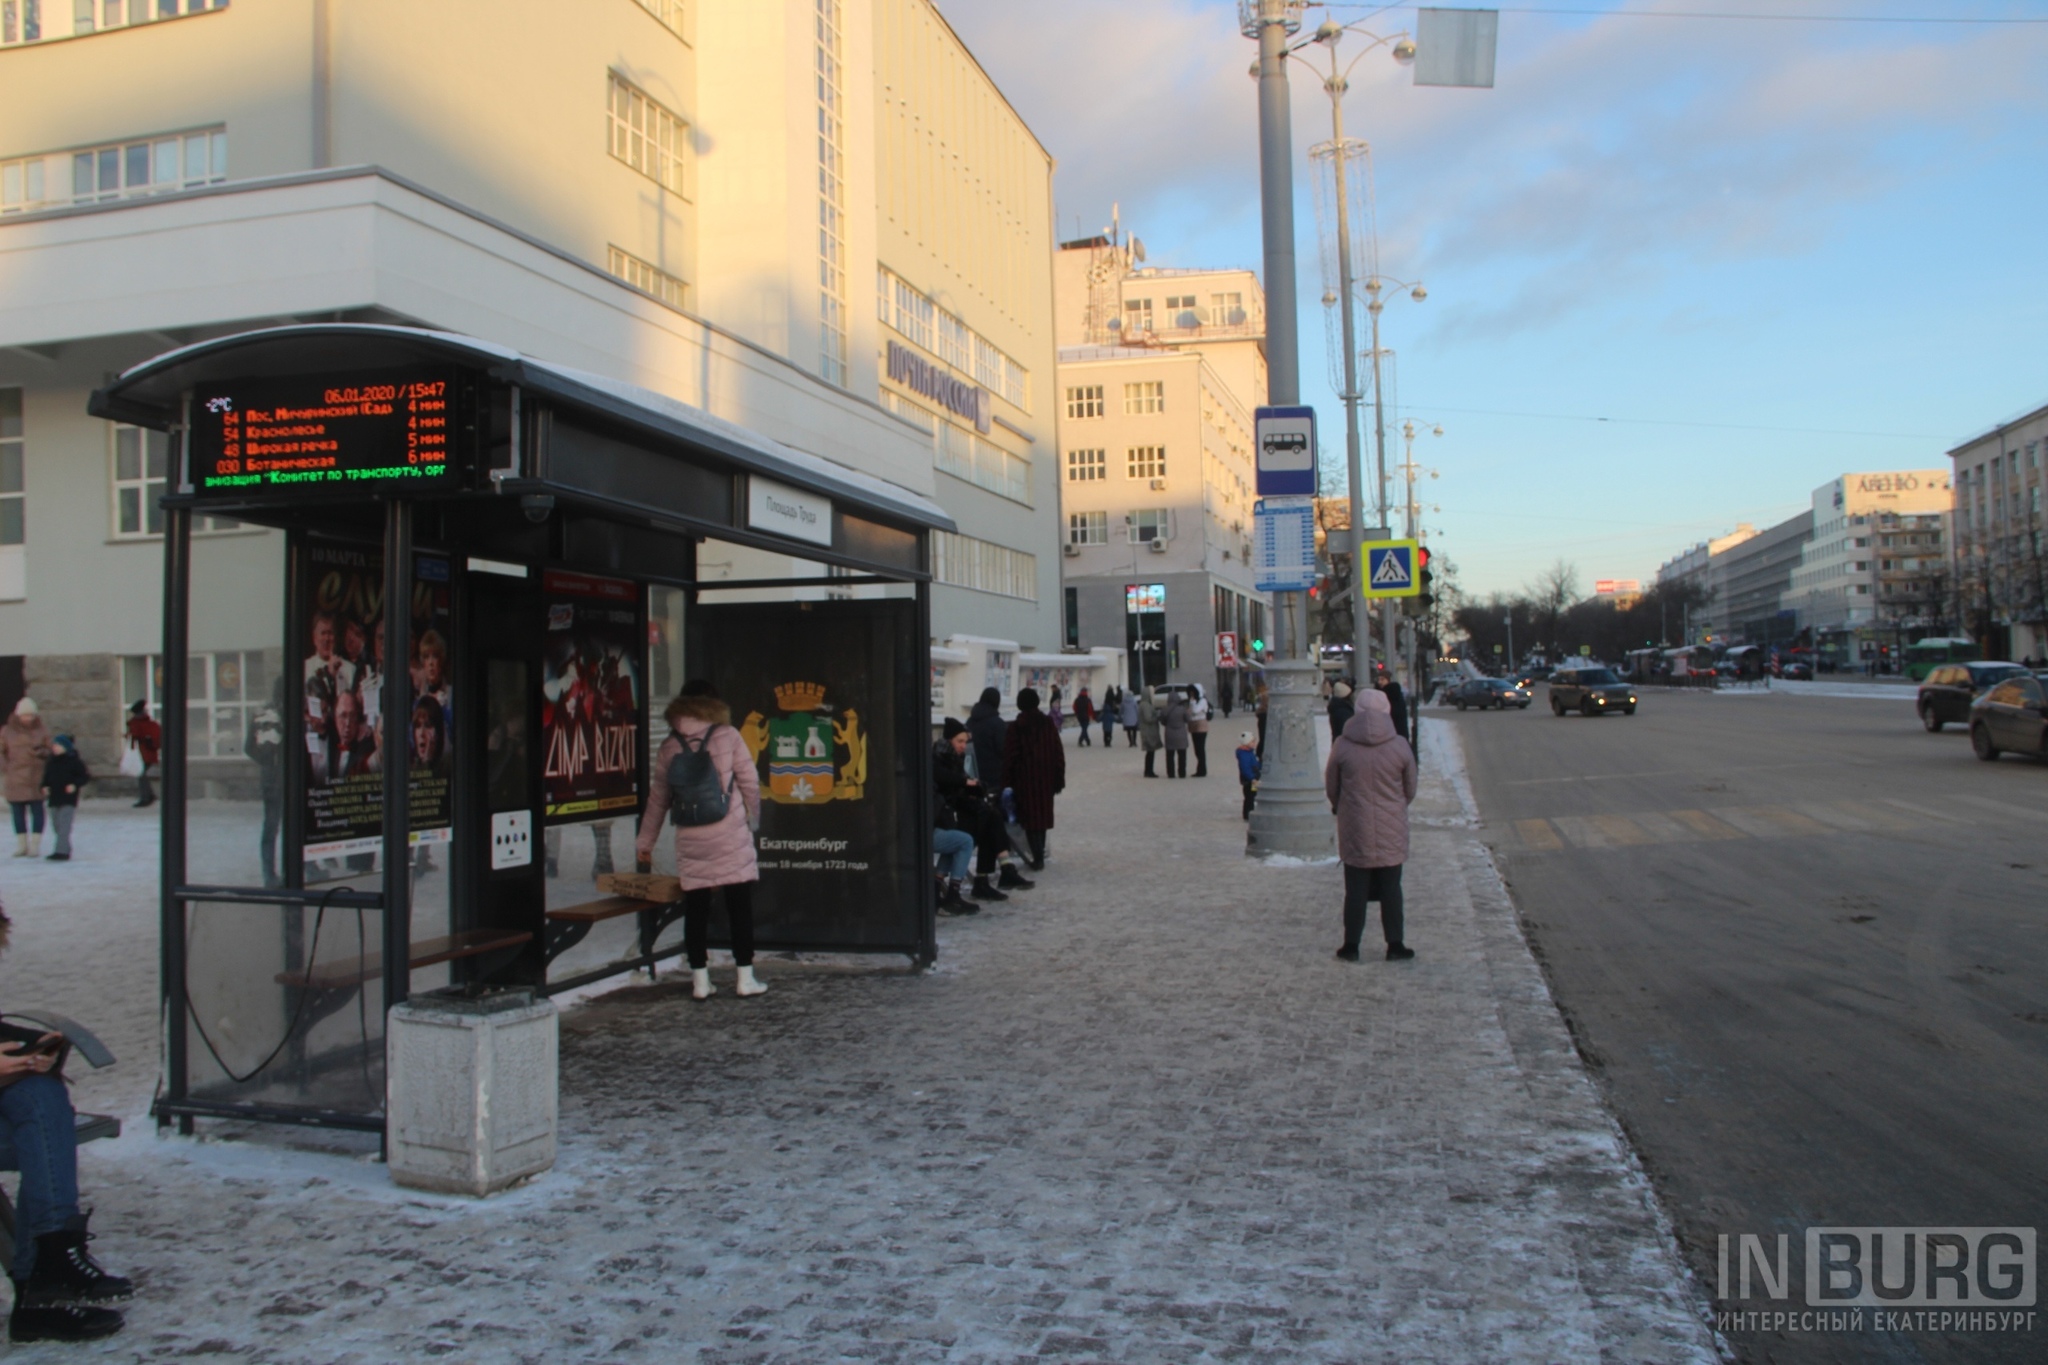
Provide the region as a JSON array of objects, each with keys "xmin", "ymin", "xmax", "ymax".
[
  {"xmin": 541, "ymin": 570, "xmax": 644, "ymax": 823},
  {"xmin": 300, "ymin": 541, "xmax": 452, "ymax": 861}
]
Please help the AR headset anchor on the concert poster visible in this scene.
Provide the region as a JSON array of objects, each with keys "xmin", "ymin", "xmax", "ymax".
[{"xmin": 540, "ymin": 570, "xmax": 644, "ymax": 824}]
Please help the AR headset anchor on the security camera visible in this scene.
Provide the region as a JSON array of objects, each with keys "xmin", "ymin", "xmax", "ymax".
[{"xmin": 520, "ymin": 494, "xmax": 555, "ymax": 524}]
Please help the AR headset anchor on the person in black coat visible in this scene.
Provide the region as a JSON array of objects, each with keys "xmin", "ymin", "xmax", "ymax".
[
  {"xmin": 1373, "ymin": 666, "xmax": 1410, "ymax": 742},
  {"xmin": 1326, "ymin": 680, "xmax": 1355, "ymax": 740},
  {"xmin": 965, "ymin": 687, "xmax": 1007, "ymax": 790},
  {"xmin": 39, "ymin": 737, "xmax": 89, "ymax": 863},
  {"xmin": 935, "ymin": 717, "xmax": 1032, "ymax": 901}
]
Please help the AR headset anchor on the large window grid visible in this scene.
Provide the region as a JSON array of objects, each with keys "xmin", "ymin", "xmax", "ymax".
[
  {"xmin": 1129, "ymin": 509, "xmax": 1172, "ymax": 544},
  {"xmin": 123, "ymin": 649, "xmax": 273, "ymax": 760},
  {"xmin": 930, "ymin": 531, "xmax": 1037, "ymax": 601},
  {"xmin": 3, "ymin": 126, "xmax": 224, "ymax": 215},
  {"xmin": 1124, "ymin": 382, "xmax": 1164, "ymax": 416},
  {"xmin": 631, "ymin": 0, "xmax": 687, "ymax": 40},
  {"xmin": 1066, "ymin": 448, "xmax": 1105, "ymax": 482},
  {"xmin": 1127, "ymin": 446, "xmax": 1166, "ymax": 481},
  {"xmin": 937, "ymin": 426, "xmax": 1031, "ymax": 505},
  {"xmin": 4, "ymin": 0, "xmax": 225, "ymax": 47},
  {"xmin": 109, "ymin": 424, "xmax": 238, "ymax": 537},
  {"xmin": 607, "ymin": 73, "xmax": 690, "ymax": 197},
  {"xmin": 1065, "ymin": 385, "xmax": 1103, "ymax": 420},
  {"xmin": 877, "ymin": 265, "xmax": 1029, "ymax": 410},
  {"xmin": 1068, "ymin": 512, "xmax": 1108, "ymax": 546},
  {"xmin": 606, "ymin": 245, "xmax": 689, "ymax": 313},
  {"xmin": 814, "ymin": 0, "xmax": 848, "ymax": 386},
  {"xmin": 1123, "ymin": 298, "xmax": 1153, "ymax": 333}
]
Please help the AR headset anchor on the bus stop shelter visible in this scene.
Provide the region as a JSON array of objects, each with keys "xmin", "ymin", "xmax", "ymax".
[{"xmin": 90, "ymin": 324, "xmax": 946, "ymax": 1134}]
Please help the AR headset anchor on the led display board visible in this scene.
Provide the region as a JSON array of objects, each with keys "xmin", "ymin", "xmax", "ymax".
[{"xmin": 190, "ymin": 371, "xmax": 461, "ymax": 493}]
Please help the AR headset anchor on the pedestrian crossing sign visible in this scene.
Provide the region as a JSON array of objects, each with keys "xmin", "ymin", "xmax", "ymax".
[{"xmin": 1361, "ymin": 538, "xmax": 1421, "ymax": 598}]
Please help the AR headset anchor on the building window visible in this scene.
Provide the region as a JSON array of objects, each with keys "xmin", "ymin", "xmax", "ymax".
[
  {"xmin": 1068, "ymin": 511, "xmax": 1107, "ymax": 545},
  {"xmin": 1124, "ymin": 382, "xmax": 1164, "ymax": 416},
  {"xmin": 1127, "ymin": 446, "xmax": 1165, "ymax": 481},
  {"xmin": 1164, "ymin": 294, "xmax": 1199, "ymax": 327},
  {"xmin": 112, "ymin": 424, "xmax": 167, "ymax": 537},
  {"xmin": 1065, "ymin": 586, "xmax": 1080, "ymax": 648},
  {"xmin": 607, "ymin": 72, "xmax": 690, "ymax": 197},
  {"xmin": 5, "ymin": 0, "xmax": 226, "ymax": 48},
  {"xmin": 930, "ymin": 530, "xmax": 1036, "ymax": 601},
  {"xmin": 1065, "ymin": 386, "xmax": 1103, "ymax": 420},
  {"xmin": 877, "ymin": 266, "xmax": 1029, "ymax": 409},
  {"xmin": 606, "ymin": 245, "xmax": 689, "ymax": 312},
  {"xmin": 937, "ymin": 425, "xmax": 1031, "ymax": 505},
  {"xmin": 1208, "ymin": 292, "xmax": 1244, "ymax": 325},
  {"xmin": 1066, "ymin": 448, "xmax": 1105, "ymax": 482},
  {"xmin": 1129, "ymin": 508, "xmax": 1171, "ymax": 544},
  {"xmin": 1123, "ymin": 298, "xmax": 1153, "ymax": 333},
  {"xmin": 631, "ymin": 0, "xmax": 686, "ymax": 40},
  {"xmin": 813, "ymin": 0, "xmax": 848, "ymax": 386},
  {"xmin": 2, "ymin": 125, "xmax": 225, "ymax": 215},
  {"xmin": 123, "ymin": 649, "xmax": 271, "ymax": 760}
]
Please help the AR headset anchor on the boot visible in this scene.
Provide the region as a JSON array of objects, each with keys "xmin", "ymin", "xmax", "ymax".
[
  {"xmin": 691, "ymin": 967, "xmax": 715, "ymax": 1000},
  {"xmin": 27, "ymin": 833, "xmax": 40, "ymax": 858},
  {"xmin": 997, "ymin": 863, "xmax": 1034, "ymax": 890},
  {"xmin": 18, "ymin": 1222, "xmax": 133, "ymax": 1306},
  {"xmin": 734, "ymin": 965, "xmax": 769, "ymax": 998},
  {"xmin": 969, "ymin": 875, "xmax": 1008, "ymax": 902},
  {"xmin": 8, "ymin": 1294, "xmax": 122, "ymax": 1344},
  {"xmin": 12, "ymin": 834, "xmax": 26, "ymax": 857},
  {"xmin": 937, "ymin": 879, "xmax": 976, "ymax": 916},
  {"xmin": 1386, "ymin": 943, "xmax": 1416, "ymax": 961}
]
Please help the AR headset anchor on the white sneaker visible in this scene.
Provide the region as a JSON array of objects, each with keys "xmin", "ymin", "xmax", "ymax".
[
  {"xmin": 734, "ymin": 966, "xmax": 769, "ymax": 998},
  {"xmin": 691, "ymin": 967, "xmax": 715, "ymax": 1000}
]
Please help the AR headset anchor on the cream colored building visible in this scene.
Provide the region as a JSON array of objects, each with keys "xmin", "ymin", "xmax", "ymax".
[
  {"xmin": 1051, "ymin": 234, "xmax": 1267, "ymax": 702},
  {"xmin": 0, "ymin": 0, "xmax": 1060, "ymax": 765},
  {"xmin": 1782, "ymin": 472, "xmax": 1951, "ymax": 655},
  {"xmin": 1949, "ymin": 402, "xmax": 2048, "ymax": 660}
]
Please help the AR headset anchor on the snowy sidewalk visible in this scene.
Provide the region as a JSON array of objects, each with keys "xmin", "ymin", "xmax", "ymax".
[{"xmin": 0, "ymin": 722, "xmax": 1717, "ymax": 1362}]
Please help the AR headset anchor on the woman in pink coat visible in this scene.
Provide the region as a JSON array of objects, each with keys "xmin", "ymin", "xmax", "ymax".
[
  {"xmin": 1323, "ymin": 687, "xmax": 1418, "ymax": 961},
  {"xmin": 635, "ymin": 682, "xmax": 767, "ymax": 1001}
]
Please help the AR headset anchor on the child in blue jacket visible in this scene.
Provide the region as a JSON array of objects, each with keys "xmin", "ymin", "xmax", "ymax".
[{"xmin": 1234, "ymin": 732, "xmax": 1260, "ymax": 821}]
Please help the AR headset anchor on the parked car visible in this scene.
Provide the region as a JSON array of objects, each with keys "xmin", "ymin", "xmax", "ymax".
[
  {"xmin": 1970, "ymin": 673, "xmax": 2048, "ymax": 760},
  {"xmin": 1452, "ymin": 677, "xmax": 1531, "ymax": 711},
  {"xmin": 1917, "ymin": 662, "xmax": 2026, "ymax": 732},
  {"xmin": 1779, "ymin": 660, "xmax": 1813, "ymax": 680},
  {"xmin": 1549, "ymin": 667, "xmax": 1637, "ymax": 717},
  {"xmin": 1516, "ymin": 665, "xmax": 1554, "ymax": 685}
]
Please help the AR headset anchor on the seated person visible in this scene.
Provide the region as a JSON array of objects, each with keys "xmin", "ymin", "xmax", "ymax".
[
  {"xmin": 0, "ymin": 903, "xmax": 130, "ymax": 1344},
  {"xmin": 931, "ymin": 721, "xmax": 980, "ymax": 917},
  {"xmin": 933, "ymin": 719, "xmax": 1032, "ymax": 903}
]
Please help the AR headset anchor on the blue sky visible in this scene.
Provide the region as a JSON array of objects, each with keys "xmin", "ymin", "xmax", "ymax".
[{"xmin": 937, "ymin": 0, "xmax": 2048, "ymax": 600}]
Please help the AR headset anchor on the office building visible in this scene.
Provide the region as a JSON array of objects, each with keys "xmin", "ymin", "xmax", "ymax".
[
  {"xmin": 1780, "ymin": 471, "xmax": 1951, "ymax": 663},
  {"xmin": 1948, "ymin": 400, "xmax": 2048, "ymax": 660}
]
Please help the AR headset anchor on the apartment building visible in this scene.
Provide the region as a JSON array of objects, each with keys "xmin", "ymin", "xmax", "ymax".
[
  {"xmin": 1051, "ymin": 234, "xmax": 1267, "ymax": 701},
  {"xmin": 0, "ymin": 0, "xmax": 1060, "ymax": 767},
  {"xmin": 1781, "ymin": 472, "xmax": 1951, "ymax": 664},
  {"xmin": 1949, "ymin": 400, "xmax": 2048, "ymax": 661}
]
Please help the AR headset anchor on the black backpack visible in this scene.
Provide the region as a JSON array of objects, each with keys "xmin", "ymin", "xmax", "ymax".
[{"xmin": 666, "ymin": 726, "xmax": 737, "ymax": 827}]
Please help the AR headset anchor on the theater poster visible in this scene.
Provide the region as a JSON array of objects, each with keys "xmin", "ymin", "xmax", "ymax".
[
  {"xmin": 299, "ymin": 542, "xmax": 453, "ymax": 860},
  {"xmin": 541, "ymin": 570, "xmax": 644, "ymax": 824}
]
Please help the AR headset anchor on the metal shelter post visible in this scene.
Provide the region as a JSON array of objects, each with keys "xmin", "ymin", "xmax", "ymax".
[
  {"xmin": 380, "ymin": 498, "xmax": 414, "ymax": 1015},
  {"xmin": 159, "ymin": 474, "xmax": 193, "ymax": 1132}
]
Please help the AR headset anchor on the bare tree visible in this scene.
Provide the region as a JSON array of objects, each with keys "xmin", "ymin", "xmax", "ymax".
[{"xmin": 1527, "ymin": 560, "xmax": 1578, "ymax": 660}]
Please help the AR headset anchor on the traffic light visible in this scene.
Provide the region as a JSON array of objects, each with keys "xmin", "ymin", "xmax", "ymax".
[
  {"xmin": 1414, "ymin": 545, "xmax": 1435, "ymax": 611},
  {"xmin": 1251, "ymin": 636, "xmax": 1265, "ymax": 654}
]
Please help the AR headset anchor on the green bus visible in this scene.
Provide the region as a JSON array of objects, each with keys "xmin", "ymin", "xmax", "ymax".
[{"xmin": 1904, "ymin": 637, "xmax": 1980, "ymax": 681}]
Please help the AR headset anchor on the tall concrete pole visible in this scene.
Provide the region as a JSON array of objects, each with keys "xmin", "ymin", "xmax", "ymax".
[
  {"xmin": 1244, "ymin": 0, "xmax": 1335, "ymax": 860},
  {"xmin": 1324, "ymin": 91, "xmax": 1370, "ymax": 680}
]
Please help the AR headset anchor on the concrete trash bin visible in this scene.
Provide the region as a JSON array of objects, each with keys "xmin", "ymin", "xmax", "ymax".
[{"xmin": 387, "ymin": 987, "xmax": 558, "ymax": 1196}]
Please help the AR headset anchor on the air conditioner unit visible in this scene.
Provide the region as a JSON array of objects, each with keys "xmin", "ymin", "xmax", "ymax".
[
  {"xmin": 1062, "ymin": 543, "xmax": 1081, "ymax": 557},
  {"xmin": 1149, "ymin": 478, "xmax": 1167, "ymax": 491},
  {"xmin": 1148, "ymin": 539, "xmax": 1168, "ymax": 554}
]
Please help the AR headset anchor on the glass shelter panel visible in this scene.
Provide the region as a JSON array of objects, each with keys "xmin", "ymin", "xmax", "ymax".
[{"xmin": 182, "ymin": 527, "xmax": 287, "ymax": 889}]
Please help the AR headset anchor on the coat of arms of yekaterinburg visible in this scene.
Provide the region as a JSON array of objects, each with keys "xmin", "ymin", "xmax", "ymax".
[{"xmin": 739, "ymin": 682, "xmax": 868, "ymax": 805}]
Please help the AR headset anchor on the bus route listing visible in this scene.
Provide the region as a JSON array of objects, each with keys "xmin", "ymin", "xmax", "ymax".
[{"xmin": 199, "ymin": 378, "xmax": 453, "ymax": 489}]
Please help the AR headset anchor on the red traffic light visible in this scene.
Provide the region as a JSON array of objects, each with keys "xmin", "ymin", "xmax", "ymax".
[{"xmin": 1417, "ymin": 546, "xmax": 1432, "ymax": 570}]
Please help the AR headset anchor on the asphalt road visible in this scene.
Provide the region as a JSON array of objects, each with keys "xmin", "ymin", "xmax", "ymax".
[{"xmin": 1450, "ymin": 683, "xmax": 2048, "ymax": 1365}]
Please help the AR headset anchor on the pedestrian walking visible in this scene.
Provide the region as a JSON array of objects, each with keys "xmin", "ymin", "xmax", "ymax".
[
  {"xmin": 0, "ymin": 899, "xmax": 135, "ymax": 1343},
  {"xmin": 635, "ymin": 681, "xmax": 768, "ymax": 1001},
  {"xmin": 39, "ymin": 735, "xmax": 89, "ymax": 862},
  {"xmin": 1325, "ymin": 689, "xmax": 1417, "ymax": 962},
  {"xmin": 1001, "ymin": 688, "xmax": 1064, "ymax": 870},
  {"xmin": 1235, "ymin": 732, "xmax": 1260, "ymax": 820},
  {"xmin": 1048, "ymin": 685, "xmax": 1064, "ymax": 735},
  {"xmin": 966, "ymin": 687, "xmax": 1007, "ymax": 790},
  {"xmin": 1327, "ymin": 680, "xmax": 1355, "ymax": 738},
  {"xmin": 1188, "ymin": 683, "xmax": 1212, "ymax": 776},
  {"xmin": 1072, "ymin": 687, "xmax": 1096, "ymax": 747},
  {"xmin": 246, "ymin": 681, "xmax": 287, "ymax": 888},
  {"xmin": 1372, "ymin": 665, "xmax": 1409, "ymax": 744},
  {"xmin": 1098, "ymin": 684, "xmax": 1119, "ymax": 748},
  {"xmin": 2, "ymin": 698, "xmax": 52, "ymax": 859},
  {"xmin": 1119, "ymin": 688, "xmax": 1140, "ymax": 748},
  {"xmin": 1161, "ymin": 688, "xmax": 1190, "ymax": 779},
  {"xmin": 1137, "ymin": 688, "xmax": 1164, "ymax": 777},
  {"xmin": 123, "ymin": 701, "xmax": 160, "ymax": 808}
]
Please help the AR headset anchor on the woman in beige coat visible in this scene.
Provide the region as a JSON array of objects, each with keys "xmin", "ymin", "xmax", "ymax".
[
  {"xmin": 636, "ymin": 683, "xmax": 767, "ymax": 1001},
  {"xmin": 2, "ymin": 698, "xmax": 53, "ymax": 858},
  {"xmin": 1323, "ymin": 688, "xmax": 1417, "ymax": 961}
]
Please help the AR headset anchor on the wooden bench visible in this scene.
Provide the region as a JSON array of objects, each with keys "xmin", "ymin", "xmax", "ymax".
[
  {"xmin": 275, "ymin": 929, "xmax": 534, "ymax": 991},
  {"xmin": 544, "ymin": 874, "xmax": 687, "ymax": 969}
]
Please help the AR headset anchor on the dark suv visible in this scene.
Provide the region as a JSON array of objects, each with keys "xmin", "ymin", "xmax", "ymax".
[
  {"xmin": 1549, "ymin": 666, "xmax": 1637, "ymax": 717},
  {"xmin": 1918, "ymin": 662, "xmax": 2024, "ymax": 732}
]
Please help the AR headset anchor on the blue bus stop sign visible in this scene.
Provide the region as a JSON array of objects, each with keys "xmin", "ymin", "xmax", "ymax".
[{"xmin": 1254, "ymin": 406, "xmax": 1317, "ymax": 497}]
